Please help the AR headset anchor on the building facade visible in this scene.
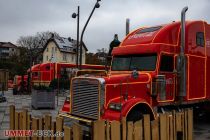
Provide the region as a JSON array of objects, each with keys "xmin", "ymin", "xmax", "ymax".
[
  {"xmin": 43, "ymin": 37, "xmax": 87, "ymax": 64},
  {"xmin": 0, "ymin": 42, "xmax": 19, "ymax": 59}
]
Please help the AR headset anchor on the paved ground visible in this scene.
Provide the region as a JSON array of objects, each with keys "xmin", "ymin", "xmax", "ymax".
[
  {"xmin": 194, "ymin": 118, "xmax": 210, "ymax": 140},
  {"xmin": 0, "ymin": 89, "xmax": 66, "ymax": 139},
  {"xmin": 0, "ymin": 89, "xmax": 210, "ymax": 139}
]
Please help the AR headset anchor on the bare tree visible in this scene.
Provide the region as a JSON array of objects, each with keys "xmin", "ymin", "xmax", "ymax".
[{"xmin": 17, "ymin": 31, "xmax": 60, "ymax": 63}]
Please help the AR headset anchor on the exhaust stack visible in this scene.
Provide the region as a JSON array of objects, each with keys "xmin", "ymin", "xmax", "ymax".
[
  {"xmin": 181, "ymin": 7, "xmax": 188, "ymax": 55},
  {"xmin": 126, "ymin": 18, "xmax": 130, "ymax": 35},
  {"xmin": 178, "ymin": 6, "xmax": 188, "ymax": 98}
]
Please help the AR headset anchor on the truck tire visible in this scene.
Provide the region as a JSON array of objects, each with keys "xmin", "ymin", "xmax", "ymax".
[{"xmin": 126, "ymin": 110, "xmax": 144, "ymax": 122}]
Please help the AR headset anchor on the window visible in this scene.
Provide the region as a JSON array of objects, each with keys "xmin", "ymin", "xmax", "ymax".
[
  {"xmin": 63, "ymin": 54, "xmax": 67, "ymax": 61},
  {"xmin": 136, "ymin": 26, "xmax": 162, "ymax": 34},
  {"xmin": 46, "ymin": 55, "xmax": 48, "ymax": 61},
  {"xmin": 46, "ymin": 48, "xmax": 48, "ymax": 52},
  {"xmin": 55, "ymin": 47, "xmax": 57, "ymax": 52},
  {"xmin": 112, "ymin": 54, "xmax": 157, "ymax": 71},
  {"xmin": 72, "ymin": 56, "xmax": 74, "ymax": 62},
  {"xmin": 52, "ymin": 47, "xmax": 54, "ymax": 53},
  {"xmin": 160, "ymin": 55, "xmax": 174, "ymax": 72},
  {"xmin": 196, "ymin": 32, "xmax": 204, "ymax": 47}
]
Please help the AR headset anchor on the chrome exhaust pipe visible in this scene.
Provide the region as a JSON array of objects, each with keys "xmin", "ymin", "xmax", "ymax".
[
  {"xmin": 178, "ymin": 6, "xmax": 188, "ymax": 98},
  {"xmin": 181, "ymin": 6, "xmax": 188, "ymax": 55}
]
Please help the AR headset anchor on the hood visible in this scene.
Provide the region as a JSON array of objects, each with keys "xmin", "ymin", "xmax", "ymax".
[{"xmin": 104, "ymin": 72, "xmax": 154, "ymax": 109}]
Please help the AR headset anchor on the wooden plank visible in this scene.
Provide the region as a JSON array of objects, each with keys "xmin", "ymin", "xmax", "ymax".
[
  {"xmin": 22, "ymin": 109, "xmax": 28, "ymax": 140},
  {"xmin": 127, "ymin": 122, "xmax": 133, "ymax": 140},
  {"xmin": 166, "ymin": 114, "xmax": 170, "ymax": 140},
  {"xmin": 27, "ymin": 114, "xmax": 31, "ymax": 130},
  {"xmin": 176, "ymin": 112, "xmax": 183, "ymax": 140},
  {"xmin": 38, "ymin": 118, "xmax": 43, "ymax": 140},
  {"xmin": 19, "ymin": 112, "xmax": 23, "ymax": 140},
  {"xmin": 32, "ymin": 118, "xmax": 39, "ymax": 140},
  {"xmin": 187, "ymin": 109, "xmax": 193, "ymax": 140},
  {"xmin": 169, "ymin": 115, "xmax": 174, "ymax": 140},
  {"xmin": 22, "ymin": 110, "xmax": 28, "ymax": 130},
  {"xmin": 172, "ymin": 111, "xmax": 176, "ymax": 140},
  {"xmin": 27, "ymin": 114, "xmax": 31, "ymax": 140},
  {"xmin": 110, "ymin": 121, "xmax": 120, "ymax": 140},
  {"xmin": 160, "ymin": 114, "xmax": 167, "ymax": 140},
  {"xmin": 63, "ymin": 126, "xmax": 71, "ymax": 140},
  {"xmin": 93, "ymin": 120, "xmax": 105, "ymax": 140},
  {"xmin": 121, "ymin": 118, "xmax": 127, "ymax": 140},
  {"xmin": 184, "ymin": 110, "xmax": 188, "ymax": 140},
  {"xmin": 10, "ymin": 105, "xmax": 15, "ymax": 130},
  {"xmin": 134, "ymin": 120, "xmax": 143, "ymax": 140},
  {"xmin": 106, "ymin": 121, "xmax": 110, "ymax": 140},
  {"xmin": 151, "ymin": 119, "xmax": 159, "ymax": 140},
  {"xmin": 143, "ymin": 114, "xmax": 151, "ymax": 140},
  {"xmin": 19, "ymin": 112, "xmax": 23, "ymax": 130},
  {"xmin": 72, "ymin": 123, "xmax": 82, "ymax": 140},
  {"xmin": 56, "ymin": 117, "xmax": 63, "ymax": 140},
  {"xmin": 176, "ymin": 113, "xmax": 182, "ymax": 131},
  {"xmin": 15, "ymin": 112, "xmax": 20, "ymax": 140},
  {"xmin": 181, "ymin": 112, "xmax": 185, "ymax": 140},
  {"xmin": 51, "ymin": 122, "xmax": 56, "ymax": 140},
  {"xmin": 44, "ymin": 115, "xmax": 52, "ymax": 140}
]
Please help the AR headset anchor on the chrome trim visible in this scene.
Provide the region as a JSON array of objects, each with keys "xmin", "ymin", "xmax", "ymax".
[
  {"xmin": 71, "ymin": 78, "xmax": 105, "ymax": 120},
  {"xmin": 58, "ymin": 113, "xmax": 92, "ymax": 124}
]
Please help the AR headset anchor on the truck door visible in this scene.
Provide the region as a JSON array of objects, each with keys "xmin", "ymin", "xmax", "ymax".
[{"xmin": 158, "ymin": 54, "xmax": 176, "ymax": 102}]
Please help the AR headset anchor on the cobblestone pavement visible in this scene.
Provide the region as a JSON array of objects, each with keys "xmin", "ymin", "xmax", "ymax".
[
  {"xmin": 0, "ymin": 90, "xmax": 210, "ymax": 139},
  {"xmin": 0, "ymin": 89, "xmax": 66, "ymax": 139}
]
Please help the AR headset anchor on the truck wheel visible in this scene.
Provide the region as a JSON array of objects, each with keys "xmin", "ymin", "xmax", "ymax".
[{"xmin": 126, "ymin": 110, "xmax": 143, "ymax": 122}]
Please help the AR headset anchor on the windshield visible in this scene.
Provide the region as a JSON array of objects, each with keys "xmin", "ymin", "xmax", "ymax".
[{"xmin": 111, "ymin": 54, "xmax": 157, "ymax": 71}]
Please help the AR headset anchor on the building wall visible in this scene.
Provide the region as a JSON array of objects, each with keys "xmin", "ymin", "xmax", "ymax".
[
  {"xmin": 0, "ymin": 46, "xmax": 19, "ymax": 59},
  {"xmin": 43, "ymin": 41, "xmax": 63, "ymax": 62},
  {"xmin": 42, "ymin": 41, "xmax": 86, "ymax": 64}
]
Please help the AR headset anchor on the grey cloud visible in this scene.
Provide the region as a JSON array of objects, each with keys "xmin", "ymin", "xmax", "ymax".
[{"xmin": 0, "ymin": 0, "xmax": 210, "ymax": 52}]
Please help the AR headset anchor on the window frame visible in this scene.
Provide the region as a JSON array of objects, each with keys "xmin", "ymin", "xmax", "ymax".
[
  {"xmin": 159, "ymin": 54, "xmax": 174, "ymax": 72},
  {"xmin": 196, "ymin": 32, "xmax": 205, "ymax": 47},
  {"xmin": 111, "ymin": 54, "xmax": 157, "ymax": 71}
]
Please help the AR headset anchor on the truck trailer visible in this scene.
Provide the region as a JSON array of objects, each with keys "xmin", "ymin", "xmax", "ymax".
[{"xmin": 60, "ymin": 7, "xmax": 210, "ymax": 123}]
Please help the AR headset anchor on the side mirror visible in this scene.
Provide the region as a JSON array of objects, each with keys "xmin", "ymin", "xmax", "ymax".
[{"xmin": 131, "ymin": 69, "xmax": 139, "ymax": 79}]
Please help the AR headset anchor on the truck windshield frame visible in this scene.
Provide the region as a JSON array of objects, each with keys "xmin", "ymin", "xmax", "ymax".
[{"xmin": 111, "ymin": 54, "xmax": 157, "ymax": 71}]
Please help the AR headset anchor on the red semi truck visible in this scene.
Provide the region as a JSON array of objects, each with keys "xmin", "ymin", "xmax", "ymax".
[
  {"xmin": 13, "ymin": 63, "xmax": 105, "ymax": 93},
  {"xmin": 60, "ymin": 7, "xmax": 210, "ymax": 122},
  {"xmin": 29, "ymin": 62, "xmax": 105, "ymax": 86}
]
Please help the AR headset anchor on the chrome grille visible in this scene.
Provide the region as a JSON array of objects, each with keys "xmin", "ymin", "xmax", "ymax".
[{"xmin": 71, "ymin": 78, "xmax": 99, "ymax": 119}]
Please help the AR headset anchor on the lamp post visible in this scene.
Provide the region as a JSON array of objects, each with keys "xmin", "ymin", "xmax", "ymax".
[
  {"xmin": 72, "ymin": 6, "xmax": 80, "ymax": 68},
  {"xmin": 79, "ymin": 0, "xmax": 101, "ymax": 69}
]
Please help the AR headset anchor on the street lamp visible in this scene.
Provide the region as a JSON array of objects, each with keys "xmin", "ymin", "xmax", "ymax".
[
  {"xmin": 79, "ymin": 0, "xmax": 101, "ymax": 69},
  {"xmin": 72, "ymin": 6, "xmax": 80, "ymax": 68}
]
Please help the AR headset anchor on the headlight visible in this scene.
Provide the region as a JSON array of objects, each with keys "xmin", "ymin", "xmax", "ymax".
[{"xmin": 108, "ymin": 103, "xmax": 122, "ymax": 111}]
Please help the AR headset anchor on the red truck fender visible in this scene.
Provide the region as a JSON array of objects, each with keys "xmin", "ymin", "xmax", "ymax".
[{"xmin": 121, "ymin": 98, "xmax": 156, "ymax": 120}]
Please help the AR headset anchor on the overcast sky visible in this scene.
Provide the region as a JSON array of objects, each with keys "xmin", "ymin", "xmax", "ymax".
[{"xmin": 0, "ymin": 0, "xmax": 209, "ymax": 52}]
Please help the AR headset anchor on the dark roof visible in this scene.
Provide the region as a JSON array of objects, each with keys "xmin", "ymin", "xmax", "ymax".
[
  {"xmin": 0, "ymin": 42, "xmax": 17, "ymax": 48},
  {"xmin": 43, "ymin": 37, "xmax": 88, "ymax": 53}
]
